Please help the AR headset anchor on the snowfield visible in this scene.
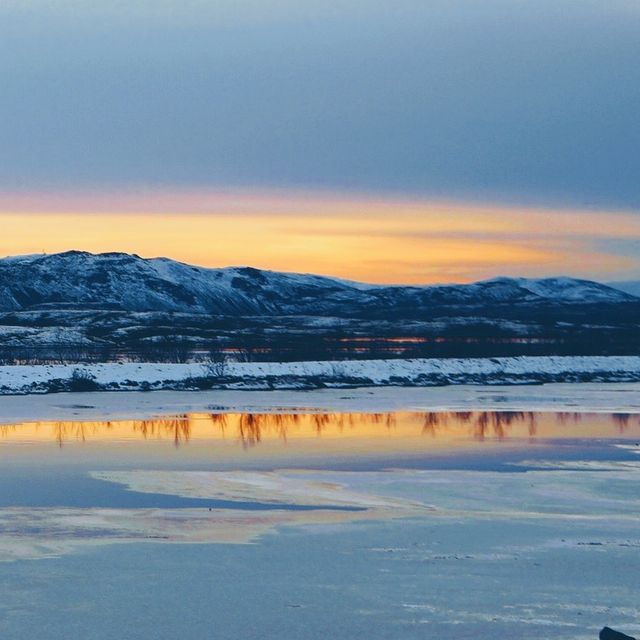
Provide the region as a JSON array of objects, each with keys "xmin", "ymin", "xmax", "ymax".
[{"xmin": 1, "ymin": 355, "xmax": 640, "ymax": 395}]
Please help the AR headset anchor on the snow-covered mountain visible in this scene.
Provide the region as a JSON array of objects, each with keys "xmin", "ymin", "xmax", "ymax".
[{"xmin": 0, "ymin": 251, "xmax": 635, "ymax": 315}]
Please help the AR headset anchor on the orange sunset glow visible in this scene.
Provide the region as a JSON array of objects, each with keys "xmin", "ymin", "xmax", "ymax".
[
  {"xmin": 2, "ymin": 411, "xmax": 638, "ymax": 452},
  {"xmin": 1, "ymin": 189, "xmax": 639, "ymax": 283}
]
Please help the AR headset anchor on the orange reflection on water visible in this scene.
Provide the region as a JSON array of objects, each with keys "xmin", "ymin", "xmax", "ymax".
[{"xmin": 0, "ymin": 411, "xmax": 639, "ymax": 451}]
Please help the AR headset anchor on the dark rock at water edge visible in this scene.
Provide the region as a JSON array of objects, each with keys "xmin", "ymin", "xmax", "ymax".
[{"xmin": 601, "ymin": 627, "xmax": 636, "ymax": 640}]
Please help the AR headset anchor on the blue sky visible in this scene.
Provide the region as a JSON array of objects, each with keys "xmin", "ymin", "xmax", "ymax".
[{"xmin": 1, "ymin": 1, "xmax": 639, "ymax": 282}]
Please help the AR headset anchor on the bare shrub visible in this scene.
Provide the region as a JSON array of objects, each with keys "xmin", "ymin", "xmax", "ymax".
[
  {"xmin": 68, "ymin": 368, "xmax": 101, "ymax": 392},
  {"xmin": 201, "ymin": 347, "xmax": 228, "ymax": 377}
]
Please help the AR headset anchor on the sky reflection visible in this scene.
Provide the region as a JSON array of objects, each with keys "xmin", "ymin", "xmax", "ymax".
[{"xmin": 1, "ymin": 411, "xmax": 639, "ymax": 452}]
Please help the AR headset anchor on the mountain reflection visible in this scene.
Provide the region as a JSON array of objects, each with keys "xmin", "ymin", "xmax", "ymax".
[{"xmin": 0, "ymin": 410, "xmax": 639, "ymax": 449}]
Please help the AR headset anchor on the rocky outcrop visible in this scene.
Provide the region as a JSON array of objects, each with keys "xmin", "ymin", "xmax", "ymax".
[{"xmin": 600, "ymin": 627, "xmax": 636, "ymax": 640}]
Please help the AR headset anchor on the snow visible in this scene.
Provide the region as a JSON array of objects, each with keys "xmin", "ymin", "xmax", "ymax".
[
  {"xmin": 0, "ymin": 355, "xmax": 639, "ymax": 395},
  {"xmin": 0, "ymin": 250, "xmax": 635, "ymax": 316},
  {"xmin": 486, "ymin": 276, "xmax": 630, "ymax": 303},
  {"xmin": 0, "ymin": 253, "xmax": 43, "ymax": 263}
]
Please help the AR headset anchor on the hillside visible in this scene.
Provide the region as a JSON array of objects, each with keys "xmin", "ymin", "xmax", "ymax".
[
  {"xmin": 0, "ymin": 251, "xmax": 635, "ymax": 315},
  {"xmin": 0, "ymin": 251, "xmax": 638, "ymax": 362}
]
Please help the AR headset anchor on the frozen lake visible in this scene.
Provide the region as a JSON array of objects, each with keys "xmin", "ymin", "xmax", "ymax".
[{"xmin": 1, "ymin": 386, "xmax": 639, "ymax": 639}]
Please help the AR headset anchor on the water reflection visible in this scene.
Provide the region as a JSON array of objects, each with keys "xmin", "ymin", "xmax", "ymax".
[{"xmin": 0, "ymin": 411, "xmax": 639, "ymax": 449}]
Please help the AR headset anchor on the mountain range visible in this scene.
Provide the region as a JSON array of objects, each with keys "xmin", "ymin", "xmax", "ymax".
[
  {"xmin": 0, "ymin": 250, "xmax": 636, "ymax": 316},
  {"xmin": 0, "ymin": 251, "xmax": 637, "ymax": 362}
]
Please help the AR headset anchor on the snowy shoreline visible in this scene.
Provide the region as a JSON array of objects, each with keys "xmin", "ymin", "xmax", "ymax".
[{"xmin": 1, "ymin": 355, "xmax": 640, "ymax": 396}]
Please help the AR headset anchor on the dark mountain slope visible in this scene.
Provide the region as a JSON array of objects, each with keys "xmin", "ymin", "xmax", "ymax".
[{"xmin": 0, "ymin": 251, "xmax": 634, "ymax": 316}]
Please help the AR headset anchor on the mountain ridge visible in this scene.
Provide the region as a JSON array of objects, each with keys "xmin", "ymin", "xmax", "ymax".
[{"xmin": 0, "ymin": 250, "xmax": 636, "ymax": 316}]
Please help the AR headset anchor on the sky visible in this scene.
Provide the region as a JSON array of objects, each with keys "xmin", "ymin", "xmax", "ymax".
[{"xmin": 1, "ymin": 1, "xmax": 639, "ymax": 284}]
